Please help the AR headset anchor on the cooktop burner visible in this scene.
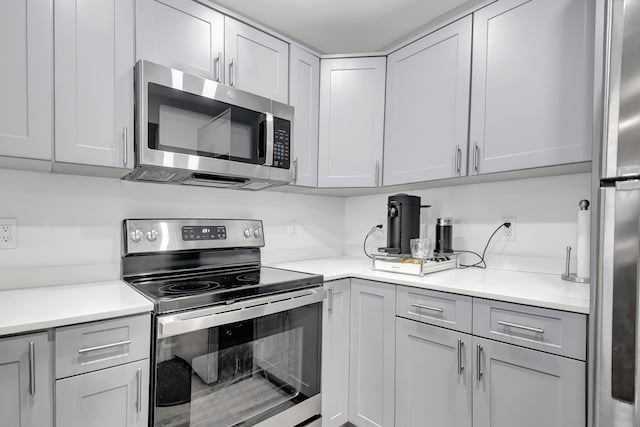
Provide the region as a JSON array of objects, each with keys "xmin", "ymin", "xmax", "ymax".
[
  {"xmin": 125, "ymin": 266, "xmax": 323, "ymax": 314},
  {"xmin": 158, "ymin": 280, "xmax": 220, "ymax": 296}
]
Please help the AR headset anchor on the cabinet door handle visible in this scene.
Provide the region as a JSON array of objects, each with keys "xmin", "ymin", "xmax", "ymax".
[
  {"xmin": 136, "ymin": 368, "xmax": 142, "ymax": 413},
  {"xmin": 477, "ymin": 344, "xmax": 483, "ymax": 382},
  {"xmin": 455, "ymin": 145, "xmax": 462, "ymax": 174},
  {"xmin": 122, "ymin": 127, "xmax": 128, "ymax": 167},
  {"xmin": 457, "ymin": 339, "xmax": 464, "ymax": 375},
  {"xmin": 473, "ymin": 142, "xmax": 480, "ymax": 173},
  {"xmin": 411, "ymin": 303, "xmax": 444, "ymax": 314},
  {"xmin": 327, "ymin": 287, "xmax": 334, "ymax": 311},
  {"xmin": 78, "ymin": 339, "xmax": 132, "ymax": 354},
  {"xmin": 375, "ymin": 161, "xmax": 381, "ymax": 186},
  {"xmin": 497, "ymin": 320, "xmax": 544, "ymax": 334},
  {"xmin": 29, "ymin": 341, "xmax": 36, "ymax": 396},
  {"xmin": 214, "ymin": 53, "xmax": 222, "ymax": 82},
  {"xmin": 229, "ymin": 59, "xmax": 236, "ymax": 87},
  {"xmin": 293, "ymin": 157, "xmax": 299, "ymax": 184}
]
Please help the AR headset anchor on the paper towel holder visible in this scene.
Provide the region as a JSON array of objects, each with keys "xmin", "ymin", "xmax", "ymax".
[{"xmin": 561, "ymin": 246, "xmax": 589, "ymax": 283}]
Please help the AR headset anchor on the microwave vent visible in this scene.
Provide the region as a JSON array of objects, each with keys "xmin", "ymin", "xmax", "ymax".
[{"xmin": 136, "ymin": 169, "xmax": 178, "ymax": 182}]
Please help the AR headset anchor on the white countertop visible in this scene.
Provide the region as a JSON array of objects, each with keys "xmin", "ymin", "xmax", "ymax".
[
  {"xmin": 272, "ymin": 257, "xmax": 590, "ymax": 314},
  {"xmin": 0, "ymin": 280, "xmax": 154, "ymax": 336}
]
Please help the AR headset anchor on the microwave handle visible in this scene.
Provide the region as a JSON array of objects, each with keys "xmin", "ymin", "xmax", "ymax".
[{"xmin": 264, "ymin": 112, "xmax": 274, "ymax": 166}]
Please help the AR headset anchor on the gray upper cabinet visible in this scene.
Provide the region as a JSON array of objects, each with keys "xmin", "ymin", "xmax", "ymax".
[
  {"xmin": 0, "ymin": 332, "xmax": 53, "ymax": 427},
  {"xmin": 322, "ymin": 280, "xmax": 351, "ymax": 427},
  {"xmin": 0, "ymin": 0, "xmax": 53, "ymax": 161},
  {"xmin": 289, "ymin": 45, "xmax": 320, "ymax": 188},
  {"xmin": 384, "ymin": 16, "xmax": 472, "ymax": 185},
  {"xmin": 136, "ymin": 0, "xmax": 224, "ymax": 81},
  {"xmin": 473, "ymin": 336, "xmax": 585, "ymax": 427},
  {"xmin": 349, "ymin": 279, "xmax": 395, "ymax": 427},
  {"xmin": 224, "ymin": 16, "xmax": 289, "ymax": 104},
  {"xmin": 56, "ymin": 359, "xmax": 149, "ymax": 427},
  {"xmin": 396, "ymin": 318, "xmax": 472, "ymax": 427},
  {"xmin": 318, "ymin": 57, "xmax": 386, "ymax": 188},
  {"xmin": 469, "ymin": 0, "xmax": 594, "ymax": 175},
  {"xmin": 54, "ymin": 0, "xmax": 135, "ymax": 170}
]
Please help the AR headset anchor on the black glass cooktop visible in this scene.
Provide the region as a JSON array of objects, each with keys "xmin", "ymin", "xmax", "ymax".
[{"xmin": 126, "ymin": 266, "xmax": 323, "ymax": 314}]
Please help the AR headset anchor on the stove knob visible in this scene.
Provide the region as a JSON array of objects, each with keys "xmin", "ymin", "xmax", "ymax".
[
  {"xmin": 146, "ymin": 229, "xmax": 159, "ymax": 242},
  {"xmin": 129, "ymin": 228, "xmax": 143, "ymax": 243},
  {"xmin": 253, "ymin": 228, "xmax": 262, "ymax": 238},
  {"xmin": 243, "ymin": 227, "xmax": 253, "ymax": 238}
]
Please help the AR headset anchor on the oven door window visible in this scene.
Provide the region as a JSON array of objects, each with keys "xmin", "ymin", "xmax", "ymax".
[
  {"xmin": 147, "ymin": 83, "xmax": 266, "ymax": 165},
  {"xmin": 154, "ymin": 302, "xmax": 321, "ymax": 427}
]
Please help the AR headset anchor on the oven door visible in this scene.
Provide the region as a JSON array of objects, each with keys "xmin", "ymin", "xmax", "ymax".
[
  {"xmin": 136, "ymin": 60, "xmax": 293, "ymax": 185},
  {"xmin": 154, "ymin": 287, "xmax": 324, "ymax": 427}
]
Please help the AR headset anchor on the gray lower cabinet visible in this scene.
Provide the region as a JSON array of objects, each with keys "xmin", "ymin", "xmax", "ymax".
[
  {"xmin": 0, "ymin": 332, "xmax": 53, "ymax": 427},
  {"xmin": 349, "ymin": 279, "xmax": 395, "ymax": 427},
  {"xmin": 321, "ymin": 280, "xmax": 351, "ymax": 427},
  {"xmin": 56, "ymin": 358, "xmax": 149, "ymax": 427},
  {"xmin": 395, "ymin": 317, "xmax": 472, "ymax": 427},
  {"xmin": 473, "ymin": 336, "xmax": 585, "ymax": 427}
]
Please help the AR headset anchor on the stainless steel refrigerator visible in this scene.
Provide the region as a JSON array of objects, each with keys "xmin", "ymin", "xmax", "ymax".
[{"xmin": 594, "ymin": 0, "xmax": 640, "ymax": 425}]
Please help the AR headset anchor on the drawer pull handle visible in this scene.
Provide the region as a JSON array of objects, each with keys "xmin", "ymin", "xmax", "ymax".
[
  {"xmin": 78, "ymin": 339, "xmax": 132, "ymax": 354},
  {"xmin": 136, "ymin": 368, "xmax": 142, "ymax": 413},
  {"xmin": 497, "ymin": 320, "xmax": 544, "ymax": 334},
  {"xmin": 411, "ymin": 303, "xmax": 444, "ymax": 314},
  {"xmin": 477, "ymin": 344, "xmax": 483, "ymax": 382},
  {"xmin": 29, "ymin": 342, "xmax": 36, "ymax": 396},
  {"xmin": 457, "ymin": 339, "xmax": 464, "ymax": 375}
]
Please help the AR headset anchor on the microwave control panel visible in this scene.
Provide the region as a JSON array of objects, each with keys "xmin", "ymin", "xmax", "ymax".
[{"xmin": 272, "ymin": 118, "xmax": 291, "ymax": 169}]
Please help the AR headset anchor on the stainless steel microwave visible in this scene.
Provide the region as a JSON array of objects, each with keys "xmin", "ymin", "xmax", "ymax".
[{"xmin": 124, "ymin": 60, "xmax": 294, "ymax": 190}]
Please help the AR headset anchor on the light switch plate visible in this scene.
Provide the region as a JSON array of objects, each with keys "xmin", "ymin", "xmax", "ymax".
[{"xmin": 0, "ymin": 219, "xmax": 17, "ymax": 249}]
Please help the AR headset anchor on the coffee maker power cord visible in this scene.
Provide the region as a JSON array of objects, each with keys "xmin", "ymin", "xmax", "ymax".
[
  {"xmin": 363, "ymin": 224, "xmax": 384, "ymax": 259},
  {"xmin": 455, "ymin": 222, "xmax": 512, "ymax": 269}
]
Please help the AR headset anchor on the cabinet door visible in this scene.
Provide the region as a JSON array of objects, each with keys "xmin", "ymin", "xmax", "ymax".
[
  {"xmin": 384, "ymin": 16, "xmax": 472, "ymax": 185},
  {"xmin": 349, "ymin": 279, "xmax": 395, "ymax": 427},
  {"xmin": 289, "ymin": 45, "xmax": 320, "ymax": 188},
  {"xmin": 54, "ymin": 0, "xmax": 135, "ymax": 169},
  {"xmin": 473, "ymin": 337, "xmax": 585, "ymax": 427},
  {"xmin": 322, "ymin": 279, "xmax": 351, "ymax": 427},
  {"xmin": 0, "ymin": 0, "xmax": 52, "ymax": 160},
  {"xmin": 469, "ymin": 0, "xmax": 594, "ymax": 174},
  {"xmin": 224, "ymin": 17, "xmax": 289, "ymax": 103},
  {"xmin": 318, "ymin": 58, "xmax": 386, "ymax": 188},
  {"xmin": 0, "ymin": 333, "xmax": 53, "ymax": 427},
  {"xmin": 395, "ymin": 319, "xmax": 472, "ymax": 427},
  {"xmin": 56, "ymin": 359, "xmax": 149, "ymax": 427},
  {"xmin": 136, "ymin": 0, "xmax": 224, "ymax": 81}
]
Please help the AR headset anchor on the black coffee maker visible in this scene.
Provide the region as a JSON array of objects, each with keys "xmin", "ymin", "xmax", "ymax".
[{"xmin": 379, "ymin": 194, "xmax": 422, "ymax": 255}]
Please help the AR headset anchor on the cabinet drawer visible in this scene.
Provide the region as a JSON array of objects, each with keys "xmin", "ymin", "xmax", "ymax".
[
  {"xmin": 396, "ymin": 286, "xmax": 472, "ymax": 333},
  {"xmin": 55, "ymin": 314, "xmax": 151, "ymax": 379},
  {"xmin": 473, "ymin": 298, "xmax": 587, "ymax": 360}
]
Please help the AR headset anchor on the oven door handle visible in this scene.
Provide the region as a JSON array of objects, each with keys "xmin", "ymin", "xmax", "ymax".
[{"xmin": 157, "ymin": 286, "xmax": 326, "ymax": 338}]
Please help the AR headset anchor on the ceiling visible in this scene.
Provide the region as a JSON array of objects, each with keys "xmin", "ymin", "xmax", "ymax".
[{"xmin": 211, "ymin": 0, "xmax": 475, "ymax": 54}]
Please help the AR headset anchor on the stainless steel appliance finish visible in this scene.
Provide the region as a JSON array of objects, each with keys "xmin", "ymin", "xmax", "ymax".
[
  {"xmin": 121, "ymin": 218, "xmax": 324, "ymax": 427},
  {"xmin": 125, "ymin": 60, "xmax": 294, "ymax": 190},
  {"xmin": 595, "ymin": 1, "xmax": 640, "ymax": 425}
]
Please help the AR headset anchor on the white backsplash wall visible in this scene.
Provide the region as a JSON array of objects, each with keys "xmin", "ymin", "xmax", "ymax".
[
  {"xmin": 0, "ymin": 169, "xmax": 345, "ymax": 290},
  {"xmin": 345, "ymin": 173, "xmax": 592, "ymax": 274}
]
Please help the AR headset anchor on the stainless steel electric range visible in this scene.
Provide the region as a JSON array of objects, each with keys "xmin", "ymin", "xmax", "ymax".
[{"xmin": 121, "ymin": 219, "xmax": 324, "ymax": 427}]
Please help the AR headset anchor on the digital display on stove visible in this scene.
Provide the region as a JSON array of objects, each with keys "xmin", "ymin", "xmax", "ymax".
[{"xmin": 182, "ymin": 226, "xmax": 227, "ymax": 241}]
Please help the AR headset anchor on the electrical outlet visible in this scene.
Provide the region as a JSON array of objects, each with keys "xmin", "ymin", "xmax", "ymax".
[
  {"xmin": 289, "ymin": 220, "xmax": 298, "ymax": 238},
  {"xmin": 0, "ymin": 219, "xmax": 17, "ymax": 249},
  {"xmin": 502, "ymin": 217, "xmax": 516, "ymax": 241}
]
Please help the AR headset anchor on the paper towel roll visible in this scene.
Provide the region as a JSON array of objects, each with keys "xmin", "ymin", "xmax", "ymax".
[{"xmin": 576, "ymin": 200, "xmax": 590, "ymax": 279}]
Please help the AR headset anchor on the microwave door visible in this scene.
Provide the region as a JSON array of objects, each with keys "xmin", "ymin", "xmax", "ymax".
[{"xmin": 263, "ymin": 112, "xmax": 274, "ymax": 167}]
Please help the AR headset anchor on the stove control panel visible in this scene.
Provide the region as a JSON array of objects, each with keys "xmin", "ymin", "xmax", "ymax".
[
  {"xmin": 182, "ymin": 226, "xmax": 227, "ymax": 241},
  {"xmin": 124, "ymin": 219, "xmax": 265, "ymax": 254}
]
